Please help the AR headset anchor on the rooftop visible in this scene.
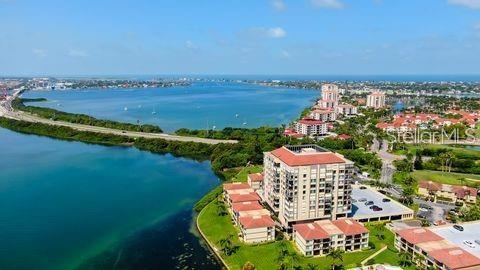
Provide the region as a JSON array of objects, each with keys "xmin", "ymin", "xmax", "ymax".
[
  {"xmin": 349, "ymin": 186, "xmax": 414, "ymax": 220},
  {"xmin": 396, "ymin": 228, "xmax": 444, "ymax": 245},
  {"xmin": 229, "ymin": 192, "xmax": 260, "ymax": 203},
  {"xmin": 298, "ymin": 118, "xmax": 325, "ymax": 125},
  {"xmin": 332, "ymin": 219, "xmax": 369, "ymax": 236},
  {"xmin": 223, "ymin": 182, "xmax": 251, "ymax": 191},
  {"xmin": 247, "ymin": 173, "xmax": 264, "ymax": 182},
  {"xmin": 232, "ymin": 201, "xmax": 264, "ymax": 212},
  {"xmin": 430, "ymin": 221, "xmax": 480, "ymax": 259},
  {"xmin": 270, "ymin": 145, "xmax": 348, "ymax": 166},
  {"xmin": 428, "ymin": 247, "xmax": 480, "ymax": 270},
  {"xmin": 239, "ymin": 215, "xmax": 275, "ymax": 229},
  {"xmin": 293, "ymin": 223, "xmax": 330, "ymax": 240},
  {"xmin": 294, "ymin": 219, "xmax": 368, "ymax": 240}
]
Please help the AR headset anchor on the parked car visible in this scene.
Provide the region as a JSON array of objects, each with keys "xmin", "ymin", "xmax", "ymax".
[
  {"xmin": 382, "ymin": 198, "xmax": 391, "ymax": 202},
  {"xmin": 463, "ymin": 240, "xmax": 475, "ymax": 248},
  {"xmin": 359, "ymin": 186, "xmax": 367, "ymax": 190},
  {"xmin": 373, "ymin": 206, "xmax": 383, "ymax": 212},
  {"xmin": 365, "ymin": 201, "xmax": 374, "ymax": 206},
  {"xmin": 420, "ymin": 203, "xmax": 433, "ymax": 210},
  {"xmin": 474, "ymin": 240, "xmax": 480, "ymax": 245},
  {"xmin": 358, "ymin": 198, "xmax": 367, "ymax": 202},
  {"xmin": 453, "ymin": 225, "xmax": 464, "ymax": 231}
]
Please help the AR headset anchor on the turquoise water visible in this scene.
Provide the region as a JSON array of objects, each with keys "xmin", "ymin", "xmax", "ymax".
[
  {"xmin": 0, "ymin": 128, "xmax": 219, "ymax": 270},
  {"xmin": 23, "ymin": 82, "xmax": 318, "ymax": 132}
]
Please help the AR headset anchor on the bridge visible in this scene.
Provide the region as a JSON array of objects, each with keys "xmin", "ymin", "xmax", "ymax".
[{"xmin": 0, "ymin": 89, "xmax": 238, "ymax": 145}]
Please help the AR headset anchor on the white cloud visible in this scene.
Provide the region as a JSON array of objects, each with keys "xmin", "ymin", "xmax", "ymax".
[
  {"xmin": 32, "ymin": 48, "xmax": 46, "ymax": 58},
  {"xmin": 280, "ymin": 49, "xmax": 291, "ymax": 59},
  {"xmin": 448, "ymin": 0, "xmax": 480, "ymax": 9},
  {"xmin": 271, "ymin": 0, "xmax": 286, "ymax": 11},
  {"xmin": 267, "ymin": 27, "xmax": 286, "ymax": 38},
  {"xmin": 68, "ymin": 49, "xmax": 88, "ymax": 57},
  {"xmin": 310, "ymin": 0, "xmax": 345, "ymax": 9},
  {"xmin": 185, "ymin": 40, "xmax": 198, "ymax": 50}
]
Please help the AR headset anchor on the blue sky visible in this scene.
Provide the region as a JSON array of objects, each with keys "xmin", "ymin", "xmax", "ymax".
[{"xmin": 1, "ymin": 0, "xmax": 480, "ymax": 75}]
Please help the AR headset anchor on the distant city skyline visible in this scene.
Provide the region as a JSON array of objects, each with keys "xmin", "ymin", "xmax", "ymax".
[{"xmin": 2, "ymin": 0, "xmax": 480, "ymax": 76}]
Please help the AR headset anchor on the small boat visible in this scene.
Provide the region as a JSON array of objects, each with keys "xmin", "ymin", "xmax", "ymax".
[
  {"xmin": 124, "ymin": 107, "xmax": 128, "ymax": 111},
  {"xmin": 235, "ymin": 113, "xmax": 239, "ymax": 118}
]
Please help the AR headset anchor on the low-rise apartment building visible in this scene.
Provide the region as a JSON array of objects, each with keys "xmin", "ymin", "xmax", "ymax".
[
  {"xmin": 223, "ymin": 183, "xmax": 276, "ymax": 244},
  {"xmin": 263, "ymin": 145, "xmax": 354, "ymax": 229},
  {"xmin": 395, "ymin": 222, "xmax": 480, "ymax": 270},
  {"xmin": 238, "ymin": 215, "xmax": 276, "ymax": 243},
  {"xmin": 418, "ymin": 181, "xmax": 477, "ymax": 204},
  {"xmin": 293, "ymin": 219, "xmax": 369, "ymax": 256},
  {"xmin": 295, "ymin": 118, "xmax": 328, "ymax": 136}
]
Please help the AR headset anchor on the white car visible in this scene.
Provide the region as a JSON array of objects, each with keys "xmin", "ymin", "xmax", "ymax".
[{"xmin": 463, "ymin": 240, "xmax": 476, "ymax": 248}]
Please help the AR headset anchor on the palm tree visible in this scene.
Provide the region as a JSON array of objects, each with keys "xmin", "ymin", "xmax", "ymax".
[
  {"xmin": 398, "ymin": 251, "xmax": 412, "ymax": 267},
  {"xmin": 375, "ymin": 223, "xmax": 386, "ymax": 240},
  {"xmin": 413, "ymin": 253, "xmax": 425, "ymax": 268},
  {"xmin": 216, "ymin": 200, "xmax": 228, "ymax": 216},
  {"xmin": 218, "ymin": 234, "xmax": 236, "ymax": 256},
  {"xmin": 305, "ymin": 263, "xmax": 319, "ymax": 270},
  {"xmin": 327, "ymin": 248, "xmax": 344, "ymax": 270}
]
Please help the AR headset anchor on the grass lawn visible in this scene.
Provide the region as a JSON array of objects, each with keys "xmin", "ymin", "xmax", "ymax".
[
  {"xmin": 411, "ymin": 170, "xmax": 480, "ymax": 187},
  {"xmin": 197, "ymin": 198, "xmax": 402, "ymax": 270}
]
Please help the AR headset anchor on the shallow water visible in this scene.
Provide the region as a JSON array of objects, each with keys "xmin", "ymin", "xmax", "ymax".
[
  {"xmin": 23, "ymin": 82, "xmax": 317, "ymax": 132},
  {"xmin": 0, "ymin": 128, "xmax": 219, "ymax": 270}
]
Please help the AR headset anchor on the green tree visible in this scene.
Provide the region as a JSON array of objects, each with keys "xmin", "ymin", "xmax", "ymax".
[
  {"xmin": 398, "ymin": 252, "xmax": 412, "ymax": 267},
  {"xmin": 327, "ymin": 249, "xmax": 344, "ymax": 270},
  {"xmin": 218, "ymin": 234, "xmax": 237, "ymax": 256}
]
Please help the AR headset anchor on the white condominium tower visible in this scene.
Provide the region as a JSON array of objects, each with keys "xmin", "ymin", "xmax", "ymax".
[
  {"xmin": 366, "ymin": 91, "xmax": 386, "ymax": 109},
  {"xmin": 263, "ymin": 145, "xmax": 354, "ymax": 230},
  {"xmin": 321, "ymin": 84, "xmax": 340, "ymax": 101}
]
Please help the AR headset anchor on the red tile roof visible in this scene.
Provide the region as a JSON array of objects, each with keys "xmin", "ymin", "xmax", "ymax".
[
  {"xmin": 419, "ymin": 181, "xmax": 441, "ymax": 192},
  {"xmin": 231, "ymin": 201, "xmax": 264, "ymax": 212},
  {"xmin": 270, "ymin": 147, "xmax": 346, "ymax": 166},
  {"xmin": 298, "ymin": 118, "xmax": 325, "ymax": 125},
  {"xmin": 248, "ymin": 173, "xmax": 264, "ymax": 182},
  {"xmin": 293, "ymin": 223, "xmax": 330, "ymax": 240},
  {"xmin": 229, "ymin": 192, "xmax": 260, "ymax": 203},
  {"xmin": 239, "ymin": 215, "xmax": 275, "ymax": 229},
  {"xmin": 428, "ymin": 248, "xmax": 480, "ymax": 270},
  {"xmin": 451, "ymin": 185, "xmax": 477, "ymax": 199},
  {"xmin": 223, "ymin": 182, "xmax": 251, "ymax": 191},
  {"xmin": 396, "ymin": 228, "xmax": 444, "ymax": 244},
  {"xmin": 419, "ymin": 181, "xmax": 477, "ymax": 199},
  {"xmin": 332, "ymin": 219, "xmax": 369, "ymax": 236},
  {"xmin": 336, "ymin": 134, "xmax": 351, "ymax": 140}
]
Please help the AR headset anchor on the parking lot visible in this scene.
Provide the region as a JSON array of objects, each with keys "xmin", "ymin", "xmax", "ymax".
[
  {"xmin": 430, "ymin": 221, "xmax": 480, "ymax": 258},
  {"xmin": 349, "ymin": 185, "xmax": 414, "ymax": 222}
]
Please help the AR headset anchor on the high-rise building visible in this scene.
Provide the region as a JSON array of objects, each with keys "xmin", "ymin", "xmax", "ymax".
[
  {"xmin": 321, "ymin": 84, "xmax": 340, "ymax": 102},
  {"xmin": 262, "ymin": 145, "xmax": 354, "ymax": 229},
  {"xmin": 366, "ymin": 92, "xmax": 386, "ymax": 108}
]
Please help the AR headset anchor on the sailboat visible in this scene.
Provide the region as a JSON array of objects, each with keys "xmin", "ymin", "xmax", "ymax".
[
  {"xmin": 151, "ymin": 106, "xmax": 156, "ymax": 115},
  {"xmin": 235, "ymin": 113, "xmax": 239, "ymax": 118},
  {"xmin": 242, "ymin": 118, "xmax": 247, "ymax": 125}
]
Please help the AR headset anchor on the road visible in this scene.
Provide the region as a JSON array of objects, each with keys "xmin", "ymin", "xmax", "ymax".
[
  {"xmin": 371, "ymin": 139, "xmax": 405, "ymax": 184},
  {"xmin": 0, "ymin": 89, "xmax": 238, "ymax": 145}
]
